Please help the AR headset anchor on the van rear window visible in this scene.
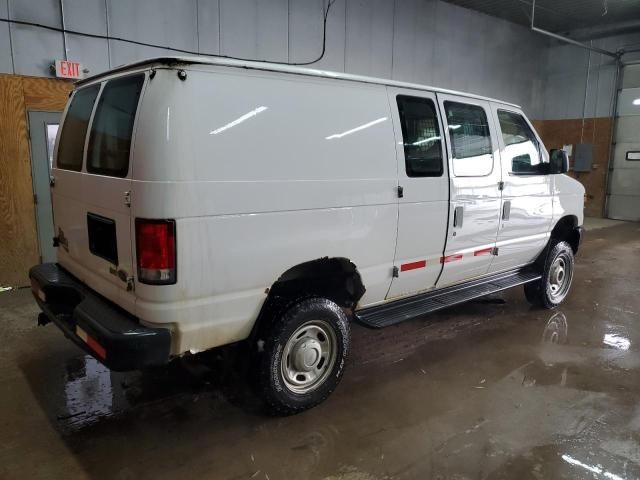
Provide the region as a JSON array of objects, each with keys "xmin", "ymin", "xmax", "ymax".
[
  {"xmin": 396, "ymin": 95, "xmax": 443, "ymax": 177},
  {"xmin": 57, "ymin": 85, "xmax": 100, "ymax": 171},
  {"xmin": 87, "ymin": 74, "xmax": 144, "ymax": 177}
]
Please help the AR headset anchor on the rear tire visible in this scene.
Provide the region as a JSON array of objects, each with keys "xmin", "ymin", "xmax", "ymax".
[
  {"xmin": 255, "ymin": 297, "xmax": 350, "ymax": 415},
  {"xmin": 524, "ymin": 241, "xmax": 575, "ymax": 309}
]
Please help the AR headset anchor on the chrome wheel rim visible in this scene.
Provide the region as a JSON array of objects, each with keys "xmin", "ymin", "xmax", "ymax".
[
  {"xmin": 548, "ymin": 253, "xmax": 572, "ymax": 301},
  {"xmin": 281, "ymin": 320, "xmax": 337, "ymax": 394}
]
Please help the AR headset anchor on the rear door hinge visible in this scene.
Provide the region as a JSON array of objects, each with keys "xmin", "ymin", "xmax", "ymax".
[
  {"xmin": 492, "ymin": 247, "xmax": 499, "ymax": 256},
  {"xmin": 397, "ymin": 185, "xmax": 404, "ymax": 198},
  {"xmin": 33, "ymin": 193, "xmax": 38, "ymax": 205},
  {"xmin": 124, "ymin": 190, "xmax": 131, "ymax": 207},
  {"xmin": 498, "ymin": 181, "xmax": 504, "ymax": 191},
  {"xmin": 392, "ymin": 266, "xmax": 399, "ymax": 278}
]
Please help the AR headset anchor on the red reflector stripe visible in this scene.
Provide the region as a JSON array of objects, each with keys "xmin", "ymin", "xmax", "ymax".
[
  {"xmin": 400, "ymin": 260, "xmax": 427, "ymax": 272},
  {"xmin": 440, "ymin": 254, "xmax": 463, "ymax": 263},
  {"xmin": 77, "ymin": 326, "xmax": 107, "ymax": 360},
  {"xmin": 474, "ymin": 247, "xmax": 493, "ymax": 256},
  {"xmin": 86, "ymin": 335, "xmax": 107, "ymax": 360}
]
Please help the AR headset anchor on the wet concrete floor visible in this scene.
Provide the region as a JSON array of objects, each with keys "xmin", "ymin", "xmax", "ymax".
[{"xmin": 1, "ymin": 222, "xmax": 640, "ymax": 479}]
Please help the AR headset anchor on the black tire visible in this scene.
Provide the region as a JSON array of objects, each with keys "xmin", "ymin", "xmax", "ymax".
[
  {"xmin": 255, "ymin": 297, "xmax": 350, "ymax": 415},
  {"xmin": 524, "ymin": 240, "xmax": 575, "ymax": 309}
]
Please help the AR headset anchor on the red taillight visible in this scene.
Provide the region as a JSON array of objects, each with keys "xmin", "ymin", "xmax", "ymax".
[{"xmin": 135, "ymin": 219, "xmax": 176, "ymax": 285}]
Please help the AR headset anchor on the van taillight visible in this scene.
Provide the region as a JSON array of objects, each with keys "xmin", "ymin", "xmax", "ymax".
[{"xmin": 135, "ymin": 219, "xmax": 176, "ymax": 285}]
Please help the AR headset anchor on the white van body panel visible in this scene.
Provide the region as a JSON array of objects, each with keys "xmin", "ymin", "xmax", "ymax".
[
  {"xmin": 553, "ymin": 174, "xmax": 586, "ymax": 226},
  {"xmin": 131, "ymin": 67, "xmax": 398, "ymax": 352},
  {"xmin": 51, "ymin": 57, "xmax": 585, "ymax": 356}
]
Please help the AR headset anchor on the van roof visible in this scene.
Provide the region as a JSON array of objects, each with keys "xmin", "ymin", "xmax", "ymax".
[{"xmin": 77, "ymin": 55, "xmax": 521, "ymax": 109}]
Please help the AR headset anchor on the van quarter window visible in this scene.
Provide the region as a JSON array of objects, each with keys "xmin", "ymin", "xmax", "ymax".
[
  {"xmin": 396, "ymin": 95, "xmax": 443, "ymax": 177},
  {"xmin": 87, "ymin": 74, "xmax": 145, "ymax": 177},
  {"xmin": 497, "ymin": 110, "xmax": 548, "ymax": 175},
  {"xmin": 444, "ymin": 101, "xmax": 493, "ymax": 177},
  {"xmin": 57, "ymin": 85, "xmax": 100, "ymax": 171}
]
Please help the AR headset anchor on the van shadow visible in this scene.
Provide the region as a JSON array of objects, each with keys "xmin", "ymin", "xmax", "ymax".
[{"xmin": 17, "ymin": 342, "xmax": 263, "ymax": 435}]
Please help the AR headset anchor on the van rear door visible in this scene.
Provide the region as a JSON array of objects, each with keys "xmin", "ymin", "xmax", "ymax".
[{"xmin": 52, "ymin": 73, "xmax": 146, "ymax": 312}]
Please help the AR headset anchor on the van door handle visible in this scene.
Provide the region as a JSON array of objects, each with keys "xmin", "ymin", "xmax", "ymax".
[
  {"xmin": 453, "ymin": 206, "xmax": 464, "ymax": 227},
  {"xmin": 502, "ymin": 200, "xmax": 511, "ymax": 220}
]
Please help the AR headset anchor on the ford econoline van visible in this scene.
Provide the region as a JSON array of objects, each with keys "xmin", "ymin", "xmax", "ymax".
[{"xmin": 30, "ymin": 56, "xmax": 584, "ymax": 414}]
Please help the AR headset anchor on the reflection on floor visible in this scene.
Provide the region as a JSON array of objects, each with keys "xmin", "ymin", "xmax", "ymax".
[{"xmin": 1, "ymin": 221, "xmax": 640, "ymax": 479}]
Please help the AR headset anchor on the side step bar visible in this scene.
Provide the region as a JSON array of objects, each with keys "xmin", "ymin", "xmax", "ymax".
[{"xmin": 355, "ymin": 267, "xmax": 541, "ymax": 329}]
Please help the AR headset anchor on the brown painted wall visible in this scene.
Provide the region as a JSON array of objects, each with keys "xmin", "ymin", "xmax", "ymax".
[
  {"xmin": 0, "ymin": 74, "xmax": 73, "ymax": 287},
  {"xmin": 533, "ymin": 118, "xmax": 613, "ymax": 218}
]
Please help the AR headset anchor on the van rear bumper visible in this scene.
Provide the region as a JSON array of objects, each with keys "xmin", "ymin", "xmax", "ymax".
[{"xmin": 29, "ymin": 263, "xmax": 171, "ymax": 371}]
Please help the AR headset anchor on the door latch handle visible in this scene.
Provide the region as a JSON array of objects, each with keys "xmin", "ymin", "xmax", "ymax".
[
  {"xmin": 502, "ymin": 201, "xmax": 511, "ymax": 220},
  {"xmin": 453, "ymin": 206, "xmax": 464, "ymax": 227}
]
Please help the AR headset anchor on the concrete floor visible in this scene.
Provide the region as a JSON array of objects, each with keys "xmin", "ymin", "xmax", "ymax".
[{"xmin": 2, "ymin": 222, "xmax": 640, "ymax": 480}]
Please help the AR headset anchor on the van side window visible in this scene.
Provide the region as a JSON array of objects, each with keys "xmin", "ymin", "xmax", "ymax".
[
  {"xmin": 87, "ymin": 74, "xmax": 145, "ymax": 178},
  {"xmin": 396, "ymin": 95, "xmax": 443, "ymax": 177},
  {"xmin": 57, "ymin": 85, "xmax": 100, "ymax": 171},
  {"xmin": 497, "ymin": 110, "xmax": 547, "ymax": 175},
  {"xmin": 444, "ymin": 101, "xmax": 493, "ymax": 177}
]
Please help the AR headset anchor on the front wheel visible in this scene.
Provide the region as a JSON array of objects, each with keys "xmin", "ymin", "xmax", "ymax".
[
  {"xmin": 525, "ymin": 241, "xmax": 575, "ymax": 309},
  {"xmin": 255, "ymin": 297, "xmax": 350, "ymax": 415}
]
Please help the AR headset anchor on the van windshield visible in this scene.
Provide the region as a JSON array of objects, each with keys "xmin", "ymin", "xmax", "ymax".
[{"xmin": 86, "ymin": 74, "xmax": 145, "ymax": 178}]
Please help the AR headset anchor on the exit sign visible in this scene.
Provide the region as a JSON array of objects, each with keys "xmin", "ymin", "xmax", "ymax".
[{"xmin": 55, "ymin": 60, "xmax": 84, "ymax": 79}]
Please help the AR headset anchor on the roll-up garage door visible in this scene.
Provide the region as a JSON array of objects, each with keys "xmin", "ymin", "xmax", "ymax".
[{"xmin": 608, "ymin": 64, "xmax": 640, "ymax": 221}]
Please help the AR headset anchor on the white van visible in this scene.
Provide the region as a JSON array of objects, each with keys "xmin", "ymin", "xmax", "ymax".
[{"xmin": 30, "ymin": 56, "xmax": 584, "ymax": 414}]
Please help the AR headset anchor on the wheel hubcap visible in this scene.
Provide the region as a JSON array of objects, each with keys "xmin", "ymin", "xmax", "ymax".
[
  {"xmin": 281, "ymin": 321, "xmax": 337, "ymax": 394},
  {"xmin": 548, "ymin": 254, "xmax": 572, "ymax": 300}
]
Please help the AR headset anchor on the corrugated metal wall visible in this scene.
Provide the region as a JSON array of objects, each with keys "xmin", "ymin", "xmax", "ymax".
[{"xmin": 0, "ymin": 0, "xmax": 549, "ymax": 117}]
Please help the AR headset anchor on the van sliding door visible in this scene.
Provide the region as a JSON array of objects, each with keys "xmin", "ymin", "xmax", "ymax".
[
  {"xmin": 386, "ymin": 88, "xmax": 449, "ymax": 300},
  {"xmin": 435, "ymin": 94, "xmax": 502, "ymax": 287}
]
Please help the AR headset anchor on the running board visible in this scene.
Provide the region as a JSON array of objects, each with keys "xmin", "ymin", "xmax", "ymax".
[{"xmin": 355, "ymin": 267, "xmax": 541, "ymax": 329}]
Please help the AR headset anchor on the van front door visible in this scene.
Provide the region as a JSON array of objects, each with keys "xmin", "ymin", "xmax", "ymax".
[
  {"xmin": 487, "ymin": 105, "xmax": 553, "ymax": 273},
  {"xmin": 436, "ymin": 95, "xmax": 502, "ymax": 287},
  {"xmin": 386, "ymin": 88, "xmax": 449, "ymax": 299}
]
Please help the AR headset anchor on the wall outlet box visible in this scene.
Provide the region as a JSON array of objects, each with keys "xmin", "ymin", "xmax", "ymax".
[{"xmin": 574, "ymin": 143, "xmax": 593, "ymax": 172}]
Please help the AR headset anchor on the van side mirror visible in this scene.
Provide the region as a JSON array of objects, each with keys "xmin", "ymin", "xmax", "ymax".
[{"xmin": 549, "ymin": 149, "xmax": 568, "ymax": 174}]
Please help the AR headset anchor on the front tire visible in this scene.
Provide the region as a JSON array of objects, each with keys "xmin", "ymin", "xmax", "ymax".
[
  {"xmin": 525, "ymin": 241, "xmax": 575, "ymax": 308},
  {"xmin": 256, "ymin": 297, "xmax": 350, "ymax": 415}
]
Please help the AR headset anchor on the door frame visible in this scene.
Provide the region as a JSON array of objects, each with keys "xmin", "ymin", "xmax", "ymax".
[{"xmin": 27, "ymin": 110, "xmax": 62, "ymax": 264}]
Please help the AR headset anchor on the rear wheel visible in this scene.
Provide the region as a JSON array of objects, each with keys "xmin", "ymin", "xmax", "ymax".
[
  {"xmin": 255, "ymin": 297, "xmax": 350, "ymax": 415},
  {"xmin": 525, "ymin": 241, "xmax": 574, "ymax": 308}
]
